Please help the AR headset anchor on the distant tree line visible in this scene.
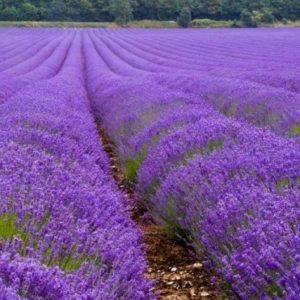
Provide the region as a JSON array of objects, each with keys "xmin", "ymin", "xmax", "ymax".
[{"xmin": 0, "ymin": 0, "xmax": 299, "ymax": 25}]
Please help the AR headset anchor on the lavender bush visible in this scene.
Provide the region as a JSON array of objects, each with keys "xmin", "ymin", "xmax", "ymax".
[
  {"xmin": 85, "ymin": 28, "xmax": 300, "ymax": 299},
  {"xmin": 0, "ymin": 31, "xmax": 153, "ymax": 299},
  {"xmin": 1, "ymin": 27, "xmax": 299, "ymax": 299}
]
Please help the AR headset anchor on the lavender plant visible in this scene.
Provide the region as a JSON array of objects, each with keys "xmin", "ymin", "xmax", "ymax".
[
  {"xmin": 0, "ymin": 31, "xmax": 153, "ymax": 299},
  {"xmin": 85, "ymin": 28, "xmax": 300, "ymax": 298},
  {"xmin": 1, "ymin": 27, "xmax": 299, "ymax": 299}
]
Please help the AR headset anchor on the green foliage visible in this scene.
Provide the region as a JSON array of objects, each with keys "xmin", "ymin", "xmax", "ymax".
[
  {"xmin": 266, "ymin": 272, "xmax": 283, "ymax": 298},
  {"xmin": 248, "ymin": 10, "xmax": 275, "ymax": 24},
  {"xmin": 0, "ymin": 213, "xmax": 18, "ymax": 240},
  {"xmin": 0, "ymin": 6, "xmax": 18, "ymax": 20},
  {"xmin": 261, "ymin": 9, "xmax": 274, "ymax": 23},
  {"xmin": 44, "ymin": 243, "xmax": 98, "ymax": 272},
  {"xmin": 192, "ymin": 18, "xmax": 214, "ymax": 26},
  {"xmin": 231, "ymin": 19, "xmax": 241, "ymax": 28},
  {"xmin": 45, "ymin": 0, "xmax": 69, "ymax": 21},
  {"xmin": 128, "ymin": 19, "xmax": 177, "ymax": 28},
  {"xmin": 156, "ymin": 0, "xmax": 180, "ymax": 20},
  {"xmin": 275, "ymin": 178, "xmax": 290, "ymax": 191},
  {"xmin": 282, "ymin": 18, "xmax": 289, "ymax": 24},
  {"xmin": 240, "ymin": 9, "xmax": 258, "ymax": 27},
  {"xmin": 290, "ymin": 124, "xmax": 300, "ymax": 136},
  {"xmin": 124, "ymin": 158, "xmax": 141, "ymax": 182},
  {"xmin": 18, "ymin": 2, "xmax": 39, "ymax": 20},
  {"xmin": 51, "ymin": 251, "xmax": 97, "ymax": 272},
  {"xmin": 0, "ymin": 212, "xmax": 30, "ymax": 251},
  {"xmin": 110, "ymin": 0, "xmax": 132, "ymax": 25},
  {"xmin": 164, "ymin": 200, "xmax": 190, "ymax": 241},
  {"xmin": 124, "ymin": 147, "xmax": 147, "ymax": 183},
  {"xmin": 178, "ymin": 6, "xmax": 191, "ymax": 27},
  {"xmin": 192, "ymin": 18, "xmax": 233, "ymax": 27},
  {"xmin": 0, "ymin": 0, "xmax": 298, "ymax": 23}
]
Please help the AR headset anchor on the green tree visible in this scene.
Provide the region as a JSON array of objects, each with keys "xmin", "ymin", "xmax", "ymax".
[
  {"xmin": 45, "ymin": 0, "xmax": 69, "ymax": 20},
  {"xmin": 240, "ymin": 9, "xmax": 257, "ymax": 27},
  {"xmin": 65, "ymin": 0, "xmax": 95, "ymax": 21},
  {"xmin": 0, "ymin": 0, "xmax": 299, "ymax": 23},
  {"xmin": 0, "ymin": 5, "xmax": 18, "ymax": 20},
  {"xmin": 110, "ymin": 0, "xmax": 132, "ymax": 24},
  {"xmin": 18, "ymin": 2, "xmax": 38, "ymax": 20},
  {"xmin": 94, "ymin": 0, "xmax": 112, "ymax": 21},
  {"xmin": 157, "ymin": 0, "xmax": 179, "ymax": 20},
  {"xmin": 261, "ymin": 9, "xmax": 274, "ymax": 23},
  {"xmin": 194, "ymin": 0, "xmax": 222, "ymax": 19},
  {"xmin": 207, "ymin": 0, "xmax": 222, "ymax": 19},
  {"xmin": 134, "ymin": 0, "xmax": 159, "ymax": 20},
  {"xmin": 222, "ymin": 0, "xmax": 242, "ymax": 20},
  {"xmin": 178, "ymin": 6, "xmax": 191, "ymax": 27}
]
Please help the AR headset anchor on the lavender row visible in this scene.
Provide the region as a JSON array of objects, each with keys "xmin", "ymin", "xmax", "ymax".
[
  {"xmin": 86, "ymin": 31, "xmax": 300, "ymax": 298},
  {"xmin": 1, "ymin": 28, "xmax": 299, "ymax": 299},
  {"xmin": 0, "ymin": 35, "xmax": 57, "ymax": 72},
  {"xmin": 0, "ymin": 31, "xmax": 153, "ymax": 299},
  {"xmin": 103, "ymin": 28, "xmax": 300, "ymax": 93},
  {"xmin": 153, "ymin": 73, "xmax": 300, "ymax": 137},
  {"xmin": 90, "ymin": 29, "xmax": 300, "ymax": 136},
  {"xmin": 0, "ymin": 32, "xmax": 74, "ymax": 104}
]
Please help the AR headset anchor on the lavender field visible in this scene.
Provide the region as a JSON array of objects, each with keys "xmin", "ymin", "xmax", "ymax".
[{"xmin": 0, "ymin": 28, "xmax": 299, "ymax": 299}]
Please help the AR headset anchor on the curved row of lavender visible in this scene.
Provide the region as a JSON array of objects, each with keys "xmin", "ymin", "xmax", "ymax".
[
  {"xmin": 0, "ymin": 30, "xmax": 153, "ymax": 299},
  {"xmin": 91, "ymin": 28, "xmax": 300, "ymax": 137},
  {"xmin": 86, "ymin": 28, "xmax": 300, "ymax": 299},
  {"xmin": 0, "ymin": 29, "xmax": 74, "ymax": 104},
  {"xmin": 1, "ymin": 28, "xmax": 299, "ymax": 299}
]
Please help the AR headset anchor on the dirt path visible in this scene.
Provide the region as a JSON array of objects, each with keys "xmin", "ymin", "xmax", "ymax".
[{"xmin": 97, "ymin": 126, "xmax": 235, "ymax": 300}]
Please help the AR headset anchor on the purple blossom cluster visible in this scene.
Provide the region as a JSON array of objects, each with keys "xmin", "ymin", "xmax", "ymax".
[
  {"xmin": 0, "ymin": 29, "xmax": 73, "ymax": 104},
  {"xmin": 87, "ymin": 28, "xmax": 300, "ymax": 137},
  {"xmin": 0, "ymin": 30, "xmax": 153, "ymax": 299},
  {"xmin": 85, "ymin": 28, "xmax": 300, "ymax": 298},
  {"xmin": 1, "ymin": 27, "xmax": 299, "ymax": 299}
]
